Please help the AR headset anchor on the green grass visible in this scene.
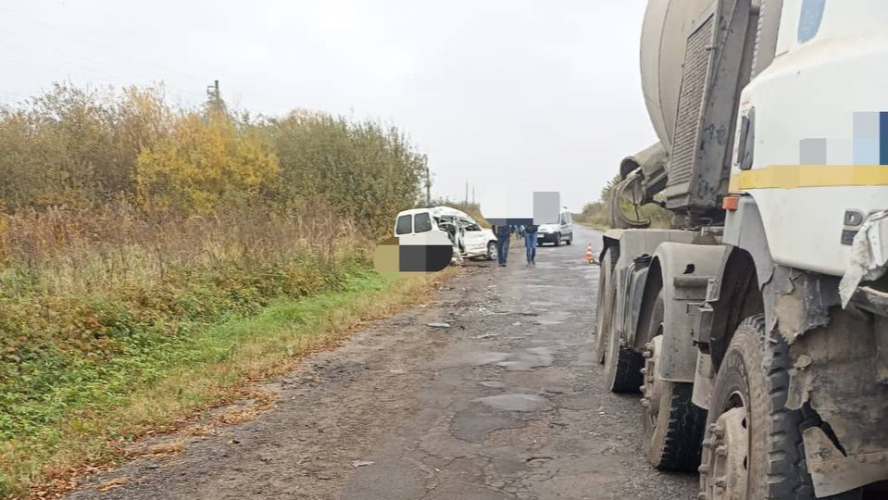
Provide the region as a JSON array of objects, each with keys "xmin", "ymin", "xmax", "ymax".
[{"xmin": 0, "ymin": 264, "xmax": 443, "ymax": 498}]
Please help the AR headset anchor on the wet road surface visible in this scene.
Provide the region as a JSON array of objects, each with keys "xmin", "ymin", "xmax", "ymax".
[{"xmin": 68, "ymin": 225, "xmax": 697, "ymax": 500}]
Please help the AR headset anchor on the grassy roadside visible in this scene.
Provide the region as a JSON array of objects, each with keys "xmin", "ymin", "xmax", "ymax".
[{"xmin": 1, "ymin": 266, "xmax": 449, "ymax": 498}]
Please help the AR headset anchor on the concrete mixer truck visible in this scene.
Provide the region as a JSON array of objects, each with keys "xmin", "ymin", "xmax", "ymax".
[{"xmin": 595, "ymin": 0, "xmax": 888, "ymax": 498}]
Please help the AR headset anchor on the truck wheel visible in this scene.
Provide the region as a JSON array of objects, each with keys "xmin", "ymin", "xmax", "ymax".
[
  {"xmin": 555, "ymin": 233, "xmax": 562, "ymax": 247},
  {"xmin": 486, "ymin": 241, "xmax": 497, "ymax": 261},
  {"xmin": 604, "ymin": 315, "xmax": 643, "ymax": 393},
  {"xmin": 594, "ymin": 249, "xmax": 617, "ymax": 364},
  {"xmin": 566, "ymin": 235, "xmax": 572, "ymax": 245},
  {"xmin": 699, "ymin": 316, "xmax": 861, "ymax": 500},
  {"xmin": 642, "ymin": 293, "xmax": 707, "ymax": 471}
]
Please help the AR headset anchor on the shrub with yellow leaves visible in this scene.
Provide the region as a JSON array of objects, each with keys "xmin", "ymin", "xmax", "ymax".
[{"xmin": 136, "ymin": 111, "xmax": 279, "ymax": 214}]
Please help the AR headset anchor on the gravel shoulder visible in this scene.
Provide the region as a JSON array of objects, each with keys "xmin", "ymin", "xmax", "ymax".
[{"xmin": 66, "ymin": 226, "xmax": 696, "ymax": 500}]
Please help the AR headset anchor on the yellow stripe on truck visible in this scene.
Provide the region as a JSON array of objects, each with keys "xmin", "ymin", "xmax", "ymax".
[{"xmin": 729, "ymin": 165, "xmax": 888, "ymax": 191}]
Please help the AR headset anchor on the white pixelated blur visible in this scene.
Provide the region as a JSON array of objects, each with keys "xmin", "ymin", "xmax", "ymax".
[{"xmin": 482, "ymin": 191, "xmax": 561, "ymax": 225}]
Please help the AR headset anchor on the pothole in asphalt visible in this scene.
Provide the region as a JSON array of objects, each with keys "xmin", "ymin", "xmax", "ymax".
[
  {"xmin": 495, "ymin": 347, "xmax": 554, "ymax": 371},
  {"xmin": 450, "ymin": 407, "xmax": 525, "ymax": 442},
  {"xmin": 475, "ymin": 393, "xmax": 551, "ymax": 412},
  {"xmin": 434, "ymin": 351, "xmax": 510, "ymax": 368}
]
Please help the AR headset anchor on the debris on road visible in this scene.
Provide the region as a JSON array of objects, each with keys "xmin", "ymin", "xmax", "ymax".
[
  {"xmin": 426, "ymin": 322, "xmax": 451, "ymax": 329},
  {"xmin": 350, "ymin": 460, "xmax": 374, "ymax": 468},
  {"xmin": 97, "ymin": 478, "xmax": 128, "ymax": 492},
  {"xmin": 471, "ymin": 333, "xmax": 499, "ymax": 340}
]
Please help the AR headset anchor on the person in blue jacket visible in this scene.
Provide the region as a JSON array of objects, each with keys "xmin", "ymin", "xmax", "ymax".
[{"xmin": 493, "ymin": 224, "xmax": 512, "ymax": 267}]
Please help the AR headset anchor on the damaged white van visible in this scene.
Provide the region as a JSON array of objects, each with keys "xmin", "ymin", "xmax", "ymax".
[{"xmin": 394, "ymin": 207, "xmax": 497, "ymax": 261}]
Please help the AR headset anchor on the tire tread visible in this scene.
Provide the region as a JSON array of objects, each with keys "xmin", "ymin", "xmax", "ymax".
[
  {"xmin": 730, "ymin": 315, "xmax": 859, "ymax": 500},
  {"xmin": 609, "ymin": 344, "xmax": 644, "ymax": 393},
  {"xmin": 654, "ymin": 383, "xmax": 707, "ymax": 471}
]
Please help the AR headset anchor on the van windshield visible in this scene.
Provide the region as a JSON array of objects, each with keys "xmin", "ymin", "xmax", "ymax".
[{"xmin": 414, "ymin": 212, "xmax": 433, "ymax": 233}]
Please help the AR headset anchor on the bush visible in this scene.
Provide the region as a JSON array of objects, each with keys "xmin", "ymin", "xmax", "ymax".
[
  {"xmin": 135, "ymin": 111, "xmax": 279, "ymax": 214},
  {"xmin": 265, "ymin": 111, "xmax": 428, "ymax": 237},
  {"xmin": 0, "ymin": 83, "xmax": 427, "ymax": 239},
  {"xmin": 0, "ymin": 82, "xmax": 431, "ymax": 495}
]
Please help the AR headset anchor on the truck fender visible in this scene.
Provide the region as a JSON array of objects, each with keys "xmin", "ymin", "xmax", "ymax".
[
  {"xmin": 622, "ymin": 264, "xmax": 650, "ymax": 346},
  {"xmin": 644, "ymin": 242, "xmax": 727, "ymax": 383},
  {"xmin": 604, "ymin": 229, "xmax": 697, "ymax": 346},
  {"xmin": 722, "ymin": 196, "xmax": 774, "ymax": 296}
]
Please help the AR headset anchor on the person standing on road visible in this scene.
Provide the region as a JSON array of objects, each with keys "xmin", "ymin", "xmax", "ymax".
[
  {"xmin": 524, "ymin": 224, "xmax": 538, "ymax": 266},
  {"xmin": 494, "ymin": 224, "xmax": 512, "ymax": 267}
]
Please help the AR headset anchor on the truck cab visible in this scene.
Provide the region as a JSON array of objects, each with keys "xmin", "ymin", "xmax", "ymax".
[{"xmin": 595, "ymin": 1, "xmax": 888, "ymax": 498}]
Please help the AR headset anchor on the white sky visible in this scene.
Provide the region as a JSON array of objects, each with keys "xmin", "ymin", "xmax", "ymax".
[{"xmin": 0, "ymin": 0, "xmax": 657, "ymax": 212}]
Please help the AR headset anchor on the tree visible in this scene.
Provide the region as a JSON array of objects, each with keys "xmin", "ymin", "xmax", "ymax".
[{"xmin": 135, "ymin": 111, "xmax": 278, "ymax": 214}]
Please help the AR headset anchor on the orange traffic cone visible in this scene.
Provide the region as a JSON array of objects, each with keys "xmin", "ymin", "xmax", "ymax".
[{"xmin": 585, "ymin": 244, "xmax": 594, "ymax": 264}]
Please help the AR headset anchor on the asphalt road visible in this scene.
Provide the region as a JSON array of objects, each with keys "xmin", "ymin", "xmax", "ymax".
[{"xmin": 68, "ymin": 224, "xmax": 697, "ymax": 500}]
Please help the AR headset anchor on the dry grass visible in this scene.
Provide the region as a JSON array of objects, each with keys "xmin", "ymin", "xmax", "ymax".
[
  {"xmin": 0, "ymin": 202, "xmax": 362, "ymax": 297},
  {"xmin": 5, "ymin": 266, "xmax": 450, "ymax": 500}
]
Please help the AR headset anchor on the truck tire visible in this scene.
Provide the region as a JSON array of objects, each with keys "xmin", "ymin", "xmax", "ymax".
[
  {"xmin": 486, "ymin": 241, "xmax": 497, "ymax": 261},
  {"xmin": 595, "ymin": 249, "xmax": 617, "ymax": 364},
  {"xmin": 604, "ymin": 314, "xmax": 644, "ymax": 393},
  {"xmin": 700, "ymin": 316, "xmax": 862, "ymax": 500},
  {"xmin": 555, "ymin": 233, "xmax": 562, "ymax": 247},
  {"xmin": 642, "ymin": 292, "xmax": 707, "ymax": 472}
]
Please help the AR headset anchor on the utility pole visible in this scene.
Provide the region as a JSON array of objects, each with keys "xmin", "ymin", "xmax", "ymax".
[
  {"xmin": 426, "ymin": 162, "xmax": 431, "ymax": 207},
  {"xmin": 472, "ymin": 187, "xmax": 475, "ymax": 206},
  {"xmin": 207, "ymin": 80, "xmax": 220, "ymax": 101},
  {"xmin": 465, "ymin": 181, "xmax": 469, "ymax": 206},
  {"xmin": 206, "ymin": 80, "xmax": 225, "ymax": 114}
]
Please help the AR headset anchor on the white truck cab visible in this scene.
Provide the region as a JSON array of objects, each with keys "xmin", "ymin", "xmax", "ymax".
[
  {"xmin": 598, "ymin": 1, "xmax": 888, "ymax": 497},
  {"xmin": 731, "ymin": 0, "xmax": 888, "ymax": 276}
]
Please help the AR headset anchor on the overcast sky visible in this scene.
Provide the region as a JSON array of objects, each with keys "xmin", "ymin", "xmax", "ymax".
[{"xmin": 0, "ymin": 0, "xmax": 657, "ymax": 212}]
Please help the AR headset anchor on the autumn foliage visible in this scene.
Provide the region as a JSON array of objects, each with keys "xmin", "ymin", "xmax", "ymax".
[
  {"xmin": 135, "ymin": 111, "xmax": 279, "ymax": 213},
  {"xmin": 0, "ymin": 83, "xmax": 427, "ymax": 232},
  {"xmin": 0, "ymin": 83, "xmax": 428, "ymax": 497}
]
